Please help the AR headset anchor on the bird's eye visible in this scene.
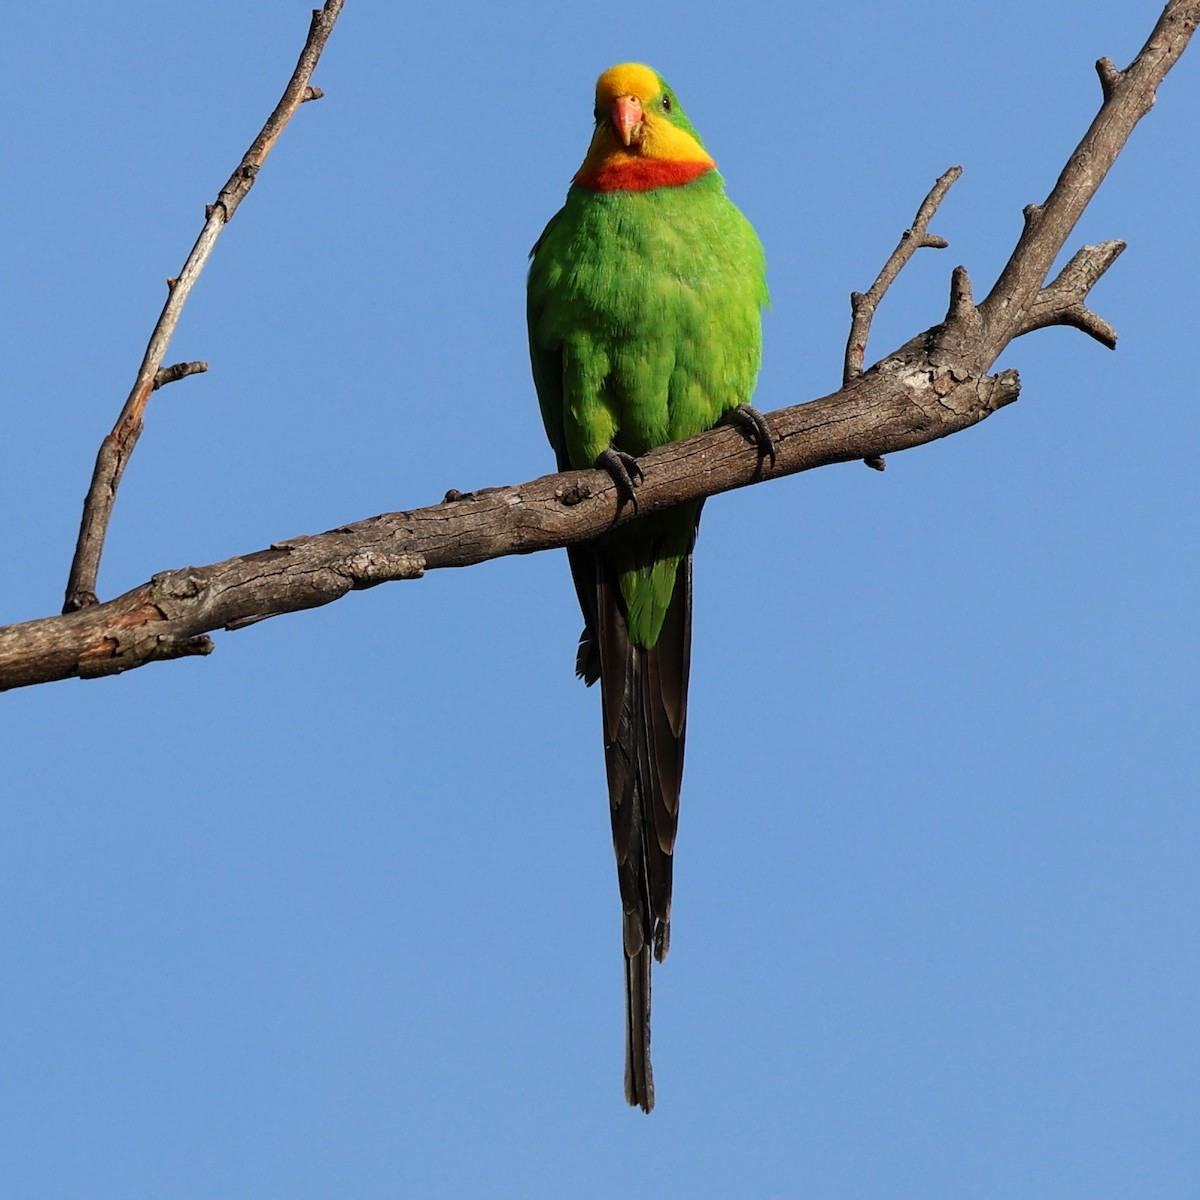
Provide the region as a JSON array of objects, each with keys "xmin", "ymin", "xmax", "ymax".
[
  {"xmin": 661, "ymin": 94, "xmax": 672, "ymax": 113},
  {"xmin": 594, "ymin": 105, "xmax": 603, "ymax": 122}
]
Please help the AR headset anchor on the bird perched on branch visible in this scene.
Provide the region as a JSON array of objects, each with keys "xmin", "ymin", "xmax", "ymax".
[{"xmin": 527, "ymin": 62, "xmax": 770, "ymax": 1112}]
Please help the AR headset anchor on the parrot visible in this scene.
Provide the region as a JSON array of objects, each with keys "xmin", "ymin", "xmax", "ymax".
[{"xmin": 527, "ymin": 62, "xmax": 769, "ymax": 1112}]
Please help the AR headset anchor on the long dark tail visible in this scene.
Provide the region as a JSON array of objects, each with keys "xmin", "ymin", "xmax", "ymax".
[
  {"xmin": 624, "ymin": 944, "xmax": 654, "ymax": 1110},
  {"xmin": 573, "ymin": 541, "xmax": 692, "ymax": 1113}
]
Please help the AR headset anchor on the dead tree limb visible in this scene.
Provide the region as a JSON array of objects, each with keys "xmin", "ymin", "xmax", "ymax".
[
  {"xmin": 4, "ymin": 0, "xmax": 1197, "ymax": 692},
  {"xmin": 61, "ymin": 0, "xmax": 346, "ymax": 616},
  {"xmin": 843, "ymin": 165, "xmax": 962, "ymax": 389},
  {"xmin": 843, "ymin": 165, "xmax": 962, "ymax": 472},
  {"xmin": 0, "ymin": 369, "xmax": 1021, "ymax": 691},
  {"xmin": 976, "ymin": 7, "xmax": 1199, "ymax": 342}
]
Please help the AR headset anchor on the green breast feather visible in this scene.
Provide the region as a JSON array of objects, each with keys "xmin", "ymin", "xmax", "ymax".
[{"xmin": 528, "ymin": 170, "xmax": 768, "ymax": 645}]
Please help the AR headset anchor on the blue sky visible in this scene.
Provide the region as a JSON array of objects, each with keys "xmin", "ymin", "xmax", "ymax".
[{"xmin": 2, "ymin": 2, "xmax": 1198, "ymax": 1196}]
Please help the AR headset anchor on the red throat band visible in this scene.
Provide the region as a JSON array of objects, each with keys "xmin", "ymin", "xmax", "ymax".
[{"xmin": 575, "ymin": 158, "xmax": 715, "ymax": 193}]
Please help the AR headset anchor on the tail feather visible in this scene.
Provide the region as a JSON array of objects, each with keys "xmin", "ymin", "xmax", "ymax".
[
  {"xmin": 624, "ymin": 945, "xmax": 654, "ymax": 1112},
  {"xmin": 571, "ymin": 541, "xmax": 692, "ymax": 1113}
]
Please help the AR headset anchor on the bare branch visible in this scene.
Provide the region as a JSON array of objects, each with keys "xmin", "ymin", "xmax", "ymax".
[
  {"xmin": 1, "ymin": 364, "xmax": 1020, "ymax": 692},
  {"xmin": 154, "ymin": 361, "xmax": 209, "ymax": 390},
  {"xmin": 976, "ymin": 0, "xmax": 1200, "ymax": 350},
  {"xmin": 944, "ymin": 264, "xmax": 979, "ymax": 328},
  {"xmin": 61, "ymin": 0, "xmax": 346, "ymax": 615},
  {"xmin": 1096, "ymin": 56, "xmax": 1123, "ymax": 101},
  {"xmin": 1015, "ymin": 241, "xmax": 1127, "ymax": 346},
  {"xmin": 843, "ymin": 165, "xmax": 962, "ymax": 387}
]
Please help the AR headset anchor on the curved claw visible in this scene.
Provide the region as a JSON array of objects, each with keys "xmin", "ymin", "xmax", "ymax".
[
  {"xmin": 595, "ymin": 448, "xmax": 644, "ymax": 513},
  {"xmin": 724, "ymin": 404, "xmax": 777, "ymax": 469}
]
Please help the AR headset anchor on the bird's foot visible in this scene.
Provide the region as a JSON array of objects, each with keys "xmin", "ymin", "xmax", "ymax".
[
  {"xmin": 724, "ymin": 404, "xmax": 777, "ymax": 469},
  {"xmin": 595, "ymin": 448, "xmax": 644, "ymax": 513}
]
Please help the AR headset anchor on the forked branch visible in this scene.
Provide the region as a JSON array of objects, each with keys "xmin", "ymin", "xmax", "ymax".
[
  {"xmin": 61, "ymin": 0, "xmax": 346, "ymax": 615},
  {"xmin": 977, "ymin": 1, "xmax": 1200, "ymax": 348},
  {"xmin": 843, "ymin": 165, "xmax": 962, "ymax": 388}
]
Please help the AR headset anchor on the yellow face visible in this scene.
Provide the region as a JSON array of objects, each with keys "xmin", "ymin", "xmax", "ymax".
[{"xmin": 576, "ymin": 62, "xmax": 714, "ymax": 180}]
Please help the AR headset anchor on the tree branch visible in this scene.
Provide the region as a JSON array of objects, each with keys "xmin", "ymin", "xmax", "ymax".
[
  {"xmin": 843, "ymin": 165, "xmax": 962, "ymax": 388},
  {"xmin": 1014, "ymin": 240, "xmax": 1127, "ymax": 346},
  {"xmin": 1, "ymin": 366, "xmax": 1020, "ymax": 691},
  {"xmin": 5, "ymin": 0, "xmax": 1196, "ymax": 693},
  {"xmin": 843, "ymin": 165, "xmax": 962, "ymax": 472},
  {"xmin": 61, "ymin": 0, "xmax": 346, "ymax": 616},
  {"xmin": 976, "ymin": 0, "xmax": 1200, "ymax": 351}
]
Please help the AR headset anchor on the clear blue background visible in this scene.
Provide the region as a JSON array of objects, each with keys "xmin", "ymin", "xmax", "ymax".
[{"xmin": 3, "ymin": 3, "xmax": 1197, "ymax": 1196}]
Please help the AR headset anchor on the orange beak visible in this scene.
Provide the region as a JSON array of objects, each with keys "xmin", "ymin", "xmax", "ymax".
[{"xmin": 610, "ymin": 95, "xmax": 645, "ymax": 147}]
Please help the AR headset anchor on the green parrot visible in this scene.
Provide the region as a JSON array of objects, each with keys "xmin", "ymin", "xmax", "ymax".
[{"xmin": 527, "ymin": 62, "xmax": 769, "ymax": 1112}]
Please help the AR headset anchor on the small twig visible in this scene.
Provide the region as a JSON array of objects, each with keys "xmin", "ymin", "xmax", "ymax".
[
  {"xmin": 843, "ymin": 165, "xmax": 961, "ymax": 470},
  {"xmin": 1015, "ymin": 241, "xmax": 1126, "ymax": 346},
  {"xmin": 843, "ymin": 165, "xmax": 962, "ymax": 388},
  {"xmin": 61, "ymin": 1, "xmax": 345, "ymax": 614},
  {"xmin": 154, "ymin": 361, "xmax": 209, "ymax": 390},
  {"xmin": 1096, "ymin": 56, "xmax": 1123, "ymax": 102}
]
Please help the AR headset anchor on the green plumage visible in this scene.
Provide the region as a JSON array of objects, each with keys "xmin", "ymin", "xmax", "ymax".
[
  {"xmin": 529, "ymin": 168, "xmax": 767, "ymax": 644},
  {"xmin": 527, "ymin": 67, "xmax": 767, "ymax": 1113}
]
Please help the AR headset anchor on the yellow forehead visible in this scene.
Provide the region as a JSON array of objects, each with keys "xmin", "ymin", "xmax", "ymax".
[{"xmin": 595, "ymin": 63, "xmax": 662, "ymax": 104}]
